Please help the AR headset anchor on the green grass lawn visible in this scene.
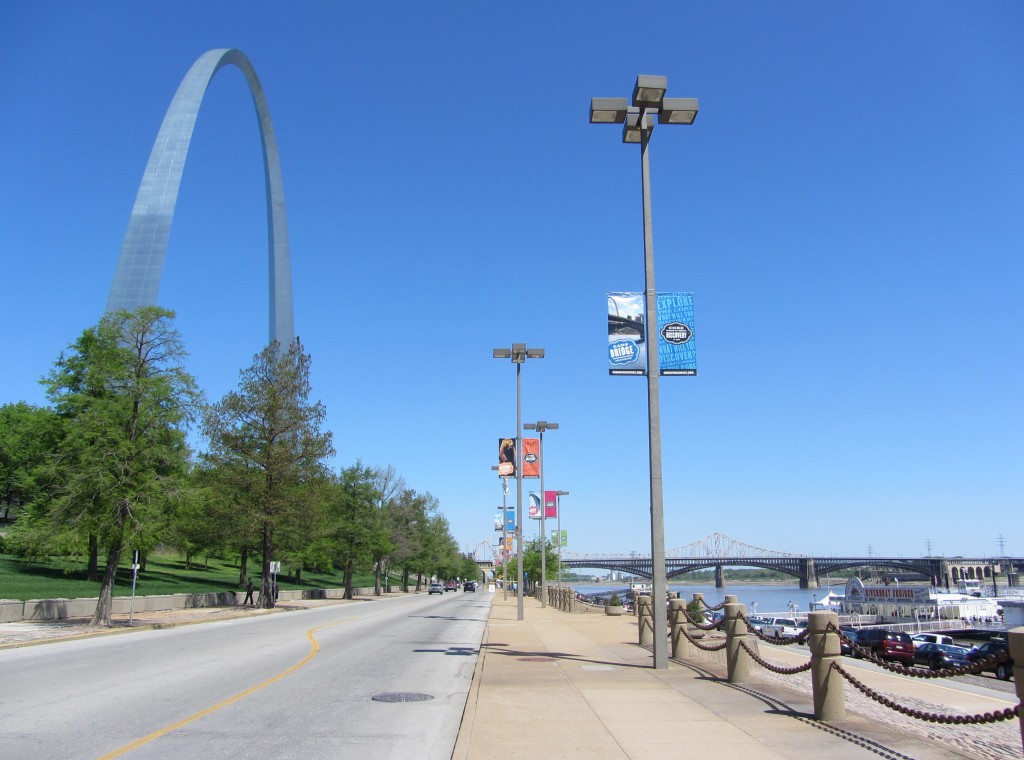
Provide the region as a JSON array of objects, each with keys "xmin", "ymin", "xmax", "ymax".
[{"xmin": 0, "ymin": 552, "xmax": 380, "ymax": 601}]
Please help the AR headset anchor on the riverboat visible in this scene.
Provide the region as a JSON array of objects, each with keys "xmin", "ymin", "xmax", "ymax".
[{"xmin": 840, "ymin": 576, "xmax": 1001, "ymax": 623}]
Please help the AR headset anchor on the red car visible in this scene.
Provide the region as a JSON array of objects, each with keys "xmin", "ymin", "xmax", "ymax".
[
  {"xmin": 443, "ymin": 580, "xmax": 458, "ymax": 592},
  {"xmin": 856, "ymin": 629, "xmax": 915, "ymax": 665}
]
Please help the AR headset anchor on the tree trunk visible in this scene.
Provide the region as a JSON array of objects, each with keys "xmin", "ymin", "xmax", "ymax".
[
  {"xmin": 91, "ymin": 538, "xmax": 122, "ymax": 627},
  {"xmin": 87, "ymin": 533, "xmax": 99, "ymax": 582},
  {"xmin": 402, "ymin": 567, "xmax": 410, "ymax": 593},
  {"xmin": 343, "ymin": 560, "xmax": 354, "ymax": 600},
  {"xmin": 374, "ymin": 561, "xmax": 382, "ymax": 596},
  {"xmin": 238, "ymin": 545, "xmax": 249, "ymax": 587}
]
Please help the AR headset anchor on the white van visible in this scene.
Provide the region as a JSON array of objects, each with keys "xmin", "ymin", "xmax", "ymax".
[{"xmin": 910, "ymin": 633, "xmax": 954, "ymax": 648}]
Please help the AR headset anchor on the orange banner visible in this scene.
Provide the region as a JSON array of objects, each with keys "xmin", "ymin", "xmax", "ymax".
[{"xmin": 522, "ymin": 438, "xmax": 540, "ymax": 478}]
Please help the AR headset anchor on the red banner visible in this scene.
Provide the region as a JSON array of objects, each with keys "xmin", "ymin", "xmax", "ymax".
[{"xmin": 544, "ymin": 490, "xmax": 558, "ymax": 519}]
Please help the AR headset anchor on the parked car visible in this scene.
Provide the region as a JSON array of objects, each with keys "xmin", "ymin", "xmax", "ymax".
[
  {"xmin": 967, "ymin": 638, "xmax": 1014, "ymax": 681},
  {"xmin": 839, "ymin": 627, "xmax": 863, "ymax": 657},
  {"xmin": 910, "ymin": 633, "xmax": 954, "ymax": 649},
  {"xmin": 444, "ymin": 580, "xmax": 458, "ymax": 592},
  {"xmin": 762, "ymin": 617, "xmax": 801, "ymax": 640},
  {"xmin": 855, "ymin": 629, "xmax": 915, "ymax": 665},
  {"xmin": 746, "ymin": 616, "xmax": 768, "ymax": 633},
  {"xmin": 912, "ymin": 642, "xmax": 972, "ymax": 670},
  {"xmin": 428, "ymin": 583, "xmax": 444, "ymax": 595},
  {"xmin": 463, "ymin": 581, "xmax": 476, "ymax": 592}
]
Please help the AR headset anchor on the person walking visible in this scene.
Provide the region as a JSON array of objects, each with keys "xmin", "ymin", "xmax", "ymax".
[{"xmin": 243, "ymin": 578, "xmax": 255, "ymax": 606}]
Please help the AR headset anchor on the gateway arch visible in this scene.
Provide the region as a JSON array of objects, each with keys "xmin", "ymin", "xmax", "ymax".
[{"xmin": 105, "ymin": 48, "xmax": 294, "ymax": 345}]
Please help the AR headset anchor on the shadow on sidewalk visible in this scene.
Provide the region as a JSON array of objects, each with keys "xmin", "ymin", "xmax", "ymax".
[{"xmin": 481, "ymin": 641, "xmax": 652, "ymax": 670}]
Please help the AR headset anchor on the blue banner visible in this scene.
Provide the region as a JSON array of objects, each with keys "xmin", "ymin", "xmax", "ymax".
[
  {"xmin": 607, "ymin": 292, "xmax": 696, "ymax": 376},
  {"xmin": 657, "ymin": 292, "xmax": 696, "ymax": 376},
  {"xmin": 607, "ymin": 292, "xmax": 646, "ymax": 375}
]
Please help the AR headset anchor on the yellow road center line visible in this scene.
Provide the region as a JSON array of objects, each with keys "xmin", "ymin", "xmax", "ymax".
[{"xmin": 97, "ymin": 619, "xmax": 350, "ymax": 759}]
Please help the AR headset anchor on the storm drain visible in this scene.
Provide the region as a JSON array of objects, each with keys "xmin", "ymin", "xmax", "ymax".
[{"xmin": 371, "ymin": 692, "xmax": 435, "ymax": 703}]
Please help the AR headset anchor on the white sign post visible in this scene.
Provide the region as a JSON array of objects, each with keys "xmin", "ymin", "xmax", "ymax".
[{"xmin": 129, "ymin": 550, "xmax": 140, "ymax": 623}]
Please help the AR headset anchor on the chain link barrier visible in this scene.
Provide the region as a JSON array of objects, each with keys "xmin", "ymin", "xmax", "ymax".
[
  {"xmin": 738, "ymin": 639, "xmax": 814, "ymax": 675},
  {"xmin": 684, "ymin": 612, "xmax": 724, "ymax": 632},
  {"xmin": 679, "ymin": 625, "xmax": 728, "ymax": 652},
  {"xmin": 736, "ymin": 610, "xmax": 810, "ymax": 646},
  {"xmin": 831, "ymin": 661, "xmax": 1019, "ymax": 725},
  {"xmin": 697, "ymin": 597, "xmax": 727, "ymax": 611}
]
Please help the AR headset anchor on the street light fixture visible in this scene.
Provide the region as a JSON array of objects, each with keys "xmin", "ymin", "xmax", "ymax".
[
  {"xmin": 524, "ymin": 420, "xmax": 558, "ymax": 607},
  {"xmin": 589, "ymin": 75, "xmax": 698, "ymax": 670},
  {"xmin": 492, "ymin": 343, "xmax": 545, "ymax": 621}
]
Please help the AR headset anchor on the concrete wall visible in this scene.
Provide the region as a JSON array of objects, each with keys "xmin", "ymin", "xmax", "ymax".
[{"xmin": 1, "ymin": 586, "xmax": 410, "ymax": 623}]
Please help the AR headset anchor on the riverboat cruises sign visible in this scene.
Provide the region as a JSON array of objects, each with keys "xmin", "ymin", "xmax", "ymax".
[
  {"xmin": 844, "ymin": 576, "xmax": 931, "ymax": 604},
  {"xmin": 607, "ymin": 292, "xmax": 696, "ymax": 376}
]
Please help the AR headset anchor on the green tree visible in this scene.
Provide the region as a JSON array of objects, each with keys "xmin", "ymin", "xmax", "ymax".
[
  {"xmin": 326, "ymin": 463, "xmax": 380, "ymax": 599},
  {"xmin": 0, "ymin": 402, "xmax": 63, "ymax": 525},
  {"xmin": 163, "ymin": 469, "xmax": 231, "ymax": 570},
  {"xmin": 521, "ymin": 537, "xmax": 558, "ymax": 588},
  {"xmin": 42, "ymin": 307, "xmax": 200, "ymax": 626},
  {"xmin": 202, "ymin": 339, "xmax": 333, "ymax": 608}
]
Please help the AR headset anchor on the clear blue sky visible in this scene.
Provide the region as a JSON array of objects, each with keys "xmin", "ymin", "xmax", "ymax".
[{"xmin": 2, "ymin": 3, "xmax": 1021, "ymax": 560}]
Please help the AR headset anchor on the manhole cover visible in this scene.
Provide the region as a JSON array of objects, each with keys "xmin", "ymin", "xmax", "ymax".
[{"xmin": 371, "ymin": 692, "xmax": 434, "ymax": 703}]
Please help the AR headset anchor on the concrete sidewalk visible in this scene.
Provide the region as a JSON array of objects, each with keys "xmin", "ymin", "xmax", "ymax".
[{"xmin": 453, "ymin": 593, "xmax": 976, "ymax": 760}]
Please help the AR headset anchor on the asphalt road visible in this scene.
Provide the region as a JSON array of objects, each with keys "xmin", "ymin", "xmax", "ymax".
[{"xmin": 0, "ymin": 590, "xmax": 491, "ymax": 759}]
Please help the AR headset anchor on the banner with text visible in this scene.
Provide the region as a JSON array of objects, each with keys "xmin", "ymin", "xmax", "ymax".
[
  {"xmin": 528, "ymin": 491, "xmax": 557, "ymax": 519},
  {"xmin": 498, "ymin": 437, "xmax": 516, "ymax": 477},
  {"xmin": 657, "ymin": 292, "xmax": 697, "ymax": 376},
  {"xmin": 521, "ymin": 438, "xmax": 540, "ymax": 478},
  {"xmin": 607, "ymin": 292, "xmax": 646, "ymax": 375},
  {"xmin": 607, "ymin": 292, "xmax": 696, "ymax": 376}
]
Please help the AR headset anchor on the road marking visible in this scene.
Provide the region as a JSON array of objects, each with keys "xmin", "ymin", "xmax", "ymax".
[{"xmin": 97, "ymin": 618, "xmax": 351, "ymax": 759}]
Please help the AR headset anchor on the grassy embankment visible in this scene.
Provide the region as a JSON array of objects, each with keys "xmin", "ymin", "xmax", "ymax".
[{"xmin": 0, "ymin": 552, "xmax": 383, "ymax": 602}]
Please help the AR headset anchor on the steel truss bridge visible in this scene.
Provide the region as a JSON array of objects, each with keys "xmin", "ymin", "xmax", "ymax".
[{"xmin": 560, "ymin": 533, "xmax": 1023, "ymax": 590}]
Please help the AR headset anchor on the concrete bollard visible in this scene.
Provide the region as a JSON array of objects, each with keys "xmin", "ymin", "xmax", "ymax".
[
  {"xmin": 669, "ymin": 597, "xmax": 691, "ymax": 659},
  {"xmin": 808, "ymin": 611, "xmax": 845, "ymax": 721},
  {"xmin": 637, "ymin": 595, "xmax": 654, "ymax": 646},
  {"xmin": 1009, "ymin": 627, "xmax": 1024, "ymax": 753},
  {"xmin": 724, "ymin": 602, "xmax": 751, "ymax": 683},
  {"xmin": 691, "ymin": 592, "xmax": 704, "ymax": 617}
]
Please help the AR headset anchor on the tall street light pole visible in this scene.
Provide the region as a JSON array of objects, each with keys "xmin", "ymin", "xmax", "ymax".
[
  {"xmin": 491, "ymin": 466, "xmax": 511, "ymax": 601},
  {"xmin": 493, "ymin": 343, "xmax": 545, "ymax": 621},
  {"xmin": 555, "ymin": 490, "xmax": 569, "ymax": 589},
  {"xmin": 524, "ymin": 420, "xmax": 558, "ymax": 608},
  {"xmin": 590, "ymin": 75, "xmax": 698, "ymax": 670}
]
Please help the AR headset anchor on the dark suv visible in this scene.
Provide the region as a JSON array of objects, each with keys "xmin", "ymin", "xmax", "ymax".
[
  {"xmin": 967, "ymin": 638, "xmax": 1014, "ymax": 681},
  {"xmin": 856, "ymin": 629, "xmax": 914, "ymax": 664}
]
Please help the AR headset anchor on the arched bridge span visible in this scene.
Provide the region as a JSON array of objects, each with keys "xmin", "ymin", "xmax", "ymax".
[{"xmin": 561, "ymin": 533, "xmax": 1022, "ymax": 590}]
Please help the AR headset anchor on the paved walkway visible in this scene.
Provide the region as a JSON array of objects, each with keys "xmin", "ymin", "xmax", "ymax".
[{"xmin": 453, "ymin": 593, "xmax": 1012, "ymax": 760}]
